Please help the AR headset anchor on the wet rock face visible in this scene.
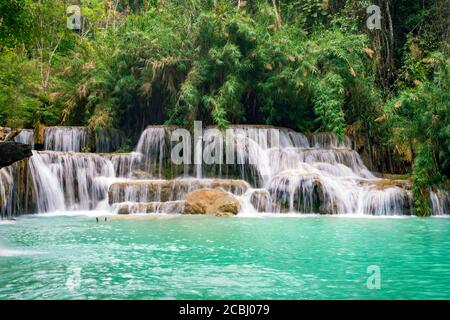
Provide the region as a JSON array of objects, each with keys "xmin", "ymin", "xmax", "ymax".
[
  {"xmin": 0, "ymin": 142, "xmax": 33, "ymax": 168},
  {"xmin": 183, "ymin": 188, "xmax": 241, "ymax": 216},
  {"xmin": 250, "ymin": 189, "xmax": 272, "ymax": 212}
]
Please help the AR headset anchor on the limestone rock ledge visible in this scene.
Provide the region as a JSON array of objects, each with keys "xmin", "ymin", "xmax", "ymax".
[
  {"xmin": 114, "ymin": 201, "xmax": 185, "ymax": 215},
  {"xmin": 108, "ymin": 178, "xmax": 249, "ymax": 205}
]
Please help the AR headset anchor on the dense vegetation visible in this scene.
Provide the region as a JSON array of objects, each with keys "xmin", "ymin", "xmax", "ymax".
[{"xmin": 0, "ymin": 0, "xmax": 449, "ymax": 215}]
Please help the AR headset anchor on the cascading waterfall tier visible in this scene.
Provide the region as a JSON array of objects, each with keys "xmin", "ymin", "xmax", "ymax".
[
  {"xmin": 1, "ymin": 151, "xmax": 118, "ymax": 215},
  {"xmin": 30, "ymin": 151, "xmax": 116, "ymax": 211},
  {"xmin": 10, "ymin": 127, "xmax": 124, "ymax": 153},
  {"xmin": 100, "ymin": 153, "xmax": 143, "ymax": 178},
  {"xmin": 1, "ymin": 125, "xmax": 449, "ymax": 217},
  {"xmin": 124, "ymin": 125, "xmax": 444, "ymax": 216},
  {"xmin": 44, "ymin": 127, "xmax": 88, "ymax": 152}
]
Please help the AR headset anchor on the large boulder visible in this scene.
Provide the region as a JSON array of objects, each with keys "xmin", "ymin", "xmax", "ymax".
[
  {"xmin": 183, "ymin": 188, "xmax": 241, "ymax": 216},
  {"xmin": 0, "ymin": 142, "xmax": 33, "ymax": 168}
]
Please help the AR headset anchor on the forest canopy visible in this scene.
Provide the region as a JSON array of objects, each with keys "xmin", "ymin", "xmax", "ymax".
[{"xmin": 0, "ymin": 0, "xmax": 449, "ymax": 215}]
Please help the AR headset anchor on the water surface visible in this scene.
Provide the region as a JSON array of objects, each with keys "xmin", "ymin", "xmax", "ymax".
[{"xmin": 1, "ymin": 215, "xmax": 450, "ymax": 299}]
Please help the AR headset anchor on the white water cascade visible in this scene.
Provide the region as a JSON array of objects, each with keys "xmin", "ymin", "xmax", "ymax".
[
  {"xmin": 44, "ymin": 127, "xmax": 88, "ymax": 152},
  {"xmin": 431, "ymin": 190, "xmax": 450, "ymax": 216},
  {"xmin": 31, "ymin": 151, "xmax": 116, "ymax": 211},
  {"xmin": 28, "ymin": 152, "xmax": 66, "ymax": 212},
  {"xmin": 0, "ymin": 168, "xmax": 13, "ymax": 217},
  {"xmin": 14, "ymin": 129, "xmax": 35, "ymax": 149},
  {"xmin": 216, "ymin": 127, "xmax": 412, "ymax": 215},
  {"xmin": 0, "ymin": 125, "xmax": 449, "ymax": 217},
  {"xmin": 135, "ymin": 126, "xmax": 168, "ymax": 177}
]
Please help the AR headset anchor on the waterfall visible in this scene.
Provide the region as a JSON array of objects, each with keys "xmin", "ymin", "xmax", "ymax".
[
  {"xmin": 43, "ymin": 127, "xmax": 124, "ymax": 152},
  {"xmin": 30, "ymin": 151, "xmax": 115, "ymax": 211},
  {"xmin": 0, "ymin": 168, "xmax": 13, "ymax": 217},
  {"xmin": 28, "ymin": 152, "xmax": 66, "ymax": 213},
  {"xmin": 1, "ymin": 125, "xmax": 449, "ymax": 216},
  {"xmin": 95, "ymin": 128, "xmax": 124, "ymax": 153},
  {"xmin": 1, "ymin": 151, "xmax": 117, "ymax": 214},
  {"xmin": 44, "ymin": 127, "xmax": 88, "ymax": 152},
  {"xmin": 114, "ymin": 125, "xmax": 421, "ymax": 215},
  {"xmin": 14, "ymin": 129, "xmax": 35, "ymax": 149},
  {"xmin": 356, "ymin": 186, "xmax": 413, "ymax": 216},
  {"xmin": 217, "ymin": 128, "xmax": 415, "ymax": 215},
  {"xmin": 135, "ymin": 127, "xmax": 168, "ymax": 177},
  {"xmin": 431, "ymin": 190, "xmax": 450, "ymax": 216},
  {"xmin": 102, "ymin": 152, "xmax": 143, "ymax": 178}
]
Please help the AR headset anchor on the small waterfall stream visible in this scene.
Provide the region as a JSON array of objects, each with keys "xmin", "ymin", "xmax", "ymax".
[
  {"xmin": 0, "ymin": 168, "xmax": 13, "ymax": 217},
  {"xmin": 44, "ymin": 127, "xmax": 88, "ymax": 152},
  {"xmin": 14, "ymin": 129, "xmax": 35, "ymax": 149},
  {"xmin": 430, "ymin": 190, "xmax": 450, "ymax": 216},
  {"xmin": 0, "ymin": 125, "xmax": 449, "ymax": 217}
]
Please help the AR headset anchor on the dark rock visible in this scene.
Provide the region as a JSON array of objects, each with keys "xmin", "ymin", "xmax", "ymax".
[{"xmin": 0, "ymin": 142, "xmax": 33, "ymax": 168}]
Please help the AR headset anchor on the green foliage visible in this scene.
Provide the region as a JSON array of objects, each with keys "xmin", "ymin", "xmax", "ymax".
[
  {"xmin": 412, "ymin": 144, "xmax": 437, "ymax": 217},
  {"xmin": 386, "ymin": 52, "xmax": 450, "ymax": 215},
  {"xmin": 40, "ymin": 1, "xmax": 372, "ymax": 140},
  {"xmin": 0, "ymin": 0, "xmax": 34, "ymax": 48},
  {"xmin": 313, "ymin": 73, "xmax": 345, "ymax": 136},
  {"xmin": 0, "ymin": 0, "xmax": 78, "ymax": 127},
  {"xmin": 396, "ymin": 35, "xmax": 434, "ymax": 90},
  {"xmin": 281, "ymin": 0, "xmax": 331, "ymax": 30},
  {"xmin": 0, "ymin": 49, "xmax": 41, "ymax": 127}
]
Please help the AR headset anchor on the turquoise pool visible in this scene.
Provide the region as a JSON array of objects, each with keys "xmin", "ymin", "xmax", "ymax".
[{"xmin": 1, "ymin": 214, "xmax": 450, "ymax": 299}]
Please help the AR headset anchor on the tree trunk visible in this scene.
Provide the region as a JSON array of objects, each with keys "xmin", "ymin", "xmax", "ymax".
[{"xmin": 271, "ymin": 0, "xmax": 282, "ymax": 28}]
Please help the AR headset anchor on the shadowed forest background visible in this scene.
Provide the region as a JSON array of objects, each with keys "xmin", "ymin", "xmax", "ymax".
[{"xmin": 0, "ymin": 0, "xmax": 449, "ymax": 215}]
